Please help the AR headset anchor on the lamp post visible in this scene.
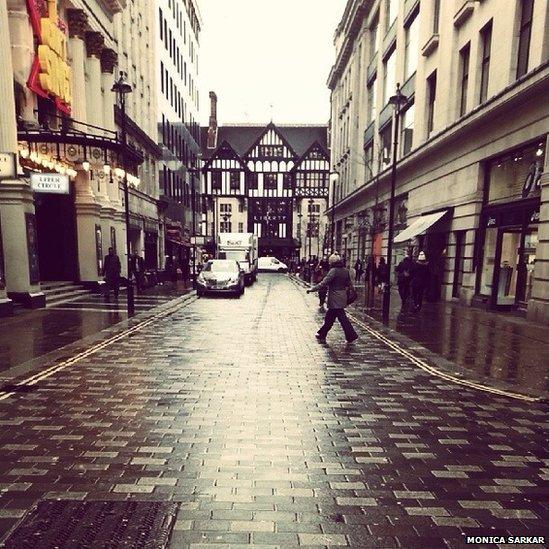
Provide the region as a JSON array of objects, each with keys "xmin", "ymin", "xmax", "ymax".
[
  {"xmin": 297, "ymin": 212, "xmax": 303, "ymax": 260},
  {"xmin": 382, "ymin": 83, "xmax": 408, "ymax": 322},
  {"xmin": 189, "ymin": 161, "xmax": 200, "ymax": 287},
  {"xmin": 329, "ymin": 171, "xmax": 339, "ymax": 253},
  {"xmin": 307, "ymin": 198, "xmax": 314, "ymax": 261},
  {"xmin": 112, "ymin": 72, "xmax": 135, "ymax": 316}
]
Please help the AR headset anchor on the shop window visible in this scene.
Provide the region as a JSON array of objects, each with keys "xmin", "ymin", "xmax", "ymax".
[
  {"xmin": 479, "ymin": 227, "xmax": 497, "ymax": 296},
  {"xmin": 486, "ymin": 142, "xmax": 545, "ymax": 204}
]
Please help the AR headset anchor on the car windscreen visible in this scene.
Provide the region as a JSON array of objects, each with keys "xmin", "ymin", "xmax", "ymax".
[{"xmin": 203, "ymin": 261, "xmax": 239, "ymax": 273}]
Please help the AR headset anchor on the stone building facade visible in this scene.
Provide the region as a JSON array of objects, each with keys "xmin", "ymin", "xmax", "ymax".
[
  {"xmin": 0, "ymin": 0, "xmax": 165, "ymax": 314},
  {"xmin": 328, "ymin": 0, "xmax": 549, "ymax": 322}
]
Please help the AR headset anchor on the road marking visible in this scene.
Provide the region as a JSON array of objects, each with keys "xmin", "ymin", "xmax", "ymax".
[
  {"xmin": 346, "ymin": 311, "xmax": 540, "ymax": 403},
  {"xmin": 0, "ymin": 296, "xmax": 197, "ymax": 402}
]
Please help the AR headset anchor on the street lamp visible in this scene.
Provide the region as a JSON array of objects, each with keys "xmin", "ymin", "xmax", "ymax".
[
  {"xmin": 329, "ymin": 171, "xmax": 339, "ymax": 252},
  {"xmin": 307, "ymin": 198, "xmax": 314, "ymax": 261},
  {"xmin": 297, "ymin": 211, "xmax": 303, "ymax": 259},
  {"xmin": 189, "ymin": 160, "xmax": 201, "ymax": 287},
  {"xmin": 382, "ymin": 83, "xmax": 408, "ymax": 322},
  {"xmin": 111, "ymin": 71, "xmax": 135, "ymax": 316}
]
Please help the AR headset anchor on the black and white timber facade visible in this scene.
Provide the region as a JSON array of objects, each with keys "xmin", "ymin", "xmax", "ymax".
[{"xmin": 200, "ymin": 99, "xmax": 330, "ymax": 259}]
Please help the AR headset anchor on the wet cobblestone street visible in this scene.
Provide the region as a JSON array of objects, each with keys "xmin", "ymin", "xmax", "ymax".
[{"xmin": 0, "ymin": 276, "xmax": 547, "ymax": 548}]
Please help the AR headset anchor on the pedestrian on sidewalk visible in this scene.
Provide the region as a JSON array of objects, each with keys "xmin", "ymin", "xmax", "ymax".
[
  {"xmin": 307, "ymin": 254, "xmax": 359, "ymax": 343},
  {"xmin": 354, "ymin": 257, "xmax": 364, "ymax": 283},
  {"xmin": 103, "ymin": 247, "xmax": 121, "ymax": 302},
  {"xmin": 395, "ymin": 253, "xmax": 414, "ymax": 310},
  {"xmin": 375, "ymin": 257, "xmax": 389, "ymax": 294},
  {"xmin": 411, "ymin": 251, "xmax": 430, "ymax": 311},
  {"xmin": 314, "ymin": 256, "xmax": 330, "ymax": 308},
  {"xmin": 130, "ymin": 252, "xmax": 145, "ymax": 292}
]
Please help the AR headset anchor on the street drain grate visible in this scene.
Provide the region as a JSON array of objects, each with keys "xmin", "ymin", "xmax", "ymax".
[{"xmin": 4, "ymin": 500, "xmax": 179, "ymax": 549}]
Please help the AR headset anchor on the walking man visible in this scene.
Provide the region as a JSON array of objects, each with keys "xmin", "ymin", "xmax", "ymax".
[
  {"xmin": 313, "ymin": 256, "xmax": 330, "ymax": 308},
  {"xmin": 395, "ymin": 252, "xmax": 414, "ymax": 310},
  {"xmin": 354, "ymin": 257, "xmax": 364, "ymax": 283},
  {"xmin": 307, "ymin": 254, "xmax": 358, "ymax": 343},
  {"xmin": 103, "ymin": 247, "xmax": 121, "ymax": 302},
  {"xmin": 411, "ymin": 251, "xmax": 430, "ymax": 311}
]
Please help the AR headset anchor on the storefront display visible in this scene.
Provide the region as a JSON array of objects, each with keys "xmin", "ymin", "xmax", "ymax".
[{"xmin": 477, "ymin": 139, "xmax": 544, "ymax": 310}]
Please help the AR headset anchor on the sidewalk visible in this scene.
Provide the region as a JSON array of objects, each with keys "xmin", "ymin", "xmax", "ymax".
[
  {"xmin": 350, "ymin": 285, "xmax": 549, "ymax": 399},
  {"xmin": 0, "ymin": 283, "xmax": 191, "ymax": 378}
]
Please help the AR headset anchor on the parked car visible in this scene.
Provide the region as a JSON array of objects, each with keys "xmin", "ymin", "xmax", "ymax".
[
  {"xmin": 196, "ymin": 260, "xmax": 245, "ymax": 297},
  {"xmin": 258, "ymin": 257, "xmax": 288, "ymax": 273}
]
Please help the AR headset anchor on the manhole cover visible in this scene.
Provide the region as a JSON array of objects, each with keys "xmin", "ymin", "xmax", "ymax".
[{"xmin": 4, "ymin": 500, "xmax": 179, "ymax": 549}]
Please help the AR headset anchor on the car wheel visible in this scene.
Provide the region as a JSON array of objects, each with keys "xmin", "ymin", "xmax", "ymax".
[{"xmin": 278, "ymin": 268, "xmax": 286, "ymax": 273}]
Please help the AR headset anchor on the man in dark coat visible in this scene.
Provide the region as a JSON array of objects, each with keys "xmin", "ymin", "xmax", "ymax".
[
  {"xmin": 103, "ymin": 247, "xmax": 121, "ymax": 301},
  {"xmin": 130, "ymin": 253, "xmax": 145, "ymax": 291},
  {"xmin": 307, "ymin": 254, "xmax": 358, "ymax": 343},
  {"xmin": 354, "ymin": 258, "xmax": 364, "ymax": 283},
  {"xmin": 395, "ymin": 253, "xmax": 414, "ymax": 310},
  {"xmin": 411, "ymin": 251, "xmax": 430, "ymax": 311}
]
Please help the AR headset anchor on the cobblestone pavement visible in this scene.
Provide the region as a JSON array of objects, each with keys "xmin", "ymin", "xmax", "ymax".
[{"xmin": 0, "ymin": 275, "xmax": 547, "ymax": 548}]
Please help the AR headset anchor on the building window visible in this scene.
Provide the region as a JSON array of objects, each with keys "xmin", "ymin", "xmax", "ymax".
[
  {"xmin": 283, "ymin": 173, "xmax": 293, "ymax": 188},
  {"xmin": 248, "ymin": 173, "xmax": 258, "ymax": 190},
  {"xmin": 220, "ymin": 221, "xmax": 232, "ymax": 233},
  {"xmin": 229, "ymin": 171, "xmax": 240, "ymax": 190},
  {"xmin": 380, "ymin": 123, "xmax": 392, "ymax": 168},
  {"xmin": 264, "ymin": 173, "xmax": 277, "ymax": 190},
  {"xmin": 220, "ymin": 203, "xmax": 232, "ymax": 214},
  {"xmin": 433, "ymin": 0, "xmax": 441, "ymax": 34},
  {"xmin": 459, "ymin": 43, "xmax": 470, "ymax": 117},
  {"xmin": 383, "ymin": 48, "xmax": 396, "ymax": 104},
  {"xmin": 258, "ymin": 145, "xmax": 283, "ymax": 158},
  {"xmin": 212, "ymin": 171, "xmax": 222, "ymax": 191},
  {"xmin": 238, "ymin": 222, "xmax": 244, "ymax": 233},
  {"xmin": 516, "ymin": 0, "xmax": 534, "ymax": 79},
  {"xmin": 404, "ymin": 12, "xmax": 419, "ymax": 80},
  {"xmin": 401, "ymin": 102, "xmax": 415, "ymax": 156},
  {"xmin": 479, "ymin": 21, "xmax": 492, "ymax": 104},
  {"xmin": 386, "ymin": 0, "xmax": 398, "ymax": 30},
  {"xmin": 370, "ymin": 12, "xmax": 380, "ymax": 56},
  {"xmin": 364, "ymin": 141, "xmax": 374, "ymax": 177},
  {"xmin": 367, "ymin": 78, "xmax": 377, "ymax": 122},
  {"xmin": 427, "ymin": 70, "xmax": 437, "ymax": 136}
]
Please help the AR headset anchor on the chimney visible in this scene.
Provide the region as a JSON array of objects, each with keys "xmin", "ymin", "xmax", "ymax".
[{"xmin": 207, "ymin": 91, "xmax": 218, "ymax": 149}]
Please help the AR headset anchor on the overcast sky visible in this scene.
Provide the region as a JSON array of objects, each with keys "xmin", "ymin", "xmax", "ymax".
[{"xmin": 198, "ymin": 0, "xmax": 347, "ymax": 126}]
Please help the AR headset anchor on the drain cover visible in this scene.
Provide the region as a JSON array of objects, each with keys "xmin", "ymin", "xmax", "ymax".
[{"xmin": 4, "ymin": 500, "xmax": 179, "ymax": 549}]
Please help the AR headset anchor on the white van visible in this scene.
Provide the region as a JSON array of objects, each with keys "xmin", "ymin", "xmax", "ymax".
[{"xmin": 217, "ymin": 233, "xmax": 258, "ymax": 285}]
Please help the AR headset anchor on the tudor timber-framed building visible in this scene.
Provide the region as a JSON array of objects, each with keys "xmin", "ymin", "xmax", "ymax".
[{"xmin": 200, "ymin": 95, "xmax": 330, "ymax": 260}]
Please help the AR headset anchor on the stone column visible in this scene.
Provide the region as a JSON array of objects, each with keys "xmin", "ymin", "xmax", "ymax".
[
  {"xmin": 67, "ymin": 9, "xmax": 88, "ymax": 122},
  {"xmin": 0, "ymin": 0, "xmax": 43, "ymax": 313},
  {"xmin": 528, "ymin": 135, "xmax": 549, "ymax": 324}
]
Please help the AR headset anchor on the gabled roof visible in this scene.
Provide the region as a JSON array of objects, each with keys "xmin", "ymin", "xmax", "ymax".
[
  {"xmin": 295, "ymin": 140, "xmax": 330, "ymax": 164},
  {"xmin": 244, "ymin": 122, "xmax": 297, "ymax": 158},
  {"xmin": 200, "ymin": 123, "xmax": 328, "ymax": 160},
  {"xmin": 202, "ymin": 140, "xmax": 247, "ymax": 169}
]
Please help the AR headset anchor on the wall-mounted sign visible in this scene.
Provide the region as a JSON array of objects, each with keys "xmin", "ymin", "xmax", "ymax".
[
  {"xmin": 31, "ymin": 173, "xmax": 69, "ymax": 194},
  {"xmin": 0, "ymin": 153, "xmax": 16, "ymax": 179},
  {"xmin": 27, "ymin": 0, "xmax": 72, "ymax": 114}
]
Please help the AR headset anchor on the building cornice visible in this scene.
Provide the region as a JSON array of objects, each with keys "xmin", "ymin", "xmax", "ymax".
[{"xmin": 328, "ymin": 0, "xmax": 372, "ymax": 90}]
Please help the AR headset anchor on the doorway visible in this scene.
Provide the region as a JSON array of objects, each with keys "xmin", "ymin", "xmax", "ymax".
[
  {"xmin": 34, "ymin": 190, "xmax": 78, "ymax": 281},
  {"xmin": 494, "ymin": 227, "xmax": 537, "ymax": 308}
]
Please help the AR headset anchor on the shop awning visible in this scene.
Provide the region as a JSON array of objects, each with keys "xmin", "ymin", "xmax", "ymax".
[{"xmin": 394, "ymin": 210, "xmax": 448, "ymax": 243}]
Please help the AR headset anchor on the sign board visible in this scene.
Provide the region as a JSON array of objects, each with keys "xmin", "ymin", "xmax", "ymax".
[
  {"xmin": 31, "ymin": 173, "xmax": 69, "ymax": 194},
  {"xmin": 0, "ymin": 153, "xmax": 16, "ymax": 179},
  {"xmin": 191, "ymin": 236, "xmax": 206, "ymax": 245}
]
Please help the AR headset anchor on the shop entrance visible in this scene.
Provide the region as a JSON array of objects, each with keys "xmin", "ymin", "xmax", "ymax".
[
  {"xmin": 34, "ymin": 190, "xmax": 78, "ymax": 281},
  {"xmin": 494, "ymin": 226, "xmax": 537, "ymax": 308}
]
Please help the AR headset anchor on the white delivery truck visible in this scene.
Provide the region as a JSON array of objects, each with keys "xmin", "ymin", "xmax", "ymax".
[{"xmin": 217, "ymin": 233, "xmax": 258, "ymax": 285}]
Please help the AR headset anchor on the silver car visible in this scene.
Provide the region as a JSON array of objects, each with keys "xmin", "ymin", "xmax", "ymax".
[{"xmin": 196, "ymin": 259, "xmax": 245, "ymax": 297}]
